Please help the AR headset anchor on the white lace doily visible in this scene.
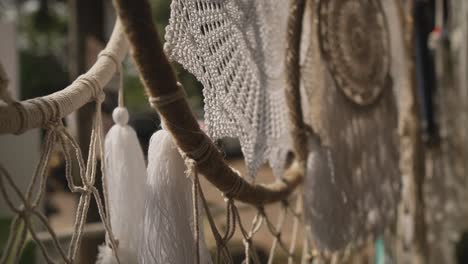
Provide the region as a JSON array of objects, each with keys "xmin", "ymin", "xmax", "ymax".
[{"xmin": 164, "ymin": 0, "xmax": 292, "ymax": 177}]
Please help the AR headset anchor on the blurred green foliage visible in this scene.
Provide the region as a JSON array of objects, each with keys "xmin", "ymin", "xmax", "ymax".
[
  {"xmin": 20, "ymin": 51, "xmax": 68, "ymax": 100},
  {"xmin": 123, "ymin": 0, "xmax": 204, "ymax": 116},
  {"xmin": 0, "ymin": 217, "xmax": 36, "ymax": 263},
  {"xmin": 10, "ymin": 0, "xmax": 204, "ymax": 115},
  {"xmin": 15, "ymin": 0, "xmax": 69, "ymax": 100}
]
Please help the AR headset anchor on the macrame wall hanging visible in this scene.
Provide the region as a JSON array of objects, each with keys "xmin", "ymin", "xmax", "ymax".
[{"xmin": 300, "ymin": 0, "xmax": 405, "ymax": 251}]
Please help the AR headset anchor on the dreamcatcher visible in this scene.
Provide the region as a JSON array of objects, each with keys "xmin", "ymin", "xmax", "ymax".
[
  {"xmin": 302, "ymin": 0, "xmax": 402, "ymax": 251},
  {"xmin": 0, "ymin": 0, "xmax": 419, "ymax": 263}
]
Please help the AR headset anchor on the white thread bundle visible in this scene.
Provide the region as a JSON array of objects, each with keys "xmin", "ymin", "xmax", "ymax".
[
  {"xmin": 97, "ymin": 107, "xmax": 146, "ymax": 263},
  {"xmin": 140, "ymin": 129, "xmax": 212, "ymax": 264},
  {"xmin": 96, "ymin": 244, "xmax": 136, "ymax": 264}
]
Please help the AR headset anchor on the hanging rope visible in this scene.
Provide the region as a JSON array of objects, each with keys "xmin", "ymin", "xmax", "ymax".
[{"xmin": 0, "ymin": 75, "xmax": 120, "ymax": 263}]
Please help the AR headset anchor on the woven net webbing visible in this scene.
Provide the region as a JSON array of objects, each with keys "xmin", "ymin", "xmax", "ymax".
[
  {"xmin": 0, "ymin": 123, "xmax": 312, "ymax": 263},
  {"xmin": 0, "ymin": 90, "xmax": 119, "ymax": 263}
]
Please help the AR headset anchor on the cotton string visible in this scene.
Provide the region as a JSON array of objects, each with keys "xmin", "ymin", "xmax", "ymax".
[
  {"xmin": 149, "ymin": 85, "xmax": 246, "ymax": 196},
  {"xmin": 0, "ymin": 74, "xmax": 119, "ymax": 264},
  {"xmin": 148, "ymin": 82, "xmax": 186, "ymax": 108},
  {"xmin": 197, "ymin": 175, "xmax": 234, "ymax": 263},
  {"xmin": 68, "ymin": 75, "xmax": 120, "ymax": 263},
  {"xmin": 187, "ymin": 160, "xmax": 201, "ymax": 264},
  {"xmin": 99, "ymin": 51, "xmax": 124, "ymax": 107}
]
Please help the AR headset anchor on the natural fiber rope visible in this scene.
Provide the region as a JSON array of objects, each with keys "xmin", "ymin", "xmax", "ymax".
[
  {"xmin": 0, "ymin": 129, "xmax": 71, "ymax": 263},
  {"xmin": 185, "ymin": 150, "xmax": 307, "ymax": 264},
  {"xmin": 285, "ymin": 0, "xmax": 308, "ymax": 163},
  {"xmin": 266, "ymin": 204, "xmax": 288, "ymax": 264},
  {"xmin": 186, "ymin": 159, "xmax": 201, "ymax": 264},
  {"xmin": 198, "ymin": 181, "xmax": 234, "ymax": 263},
  {"xmin": 99, "ymin": 51, "xmax": 124, "ymax": 107},
  {"xmin": 0, "ymin": 74, "xmax": 121, "ymax": 263},
  {"xmin": 287, "ymin": 196, "xmax": 302, "ymax": 264},
  {"xmin": 190, "ymin": 162, "xmax": 308, "ymax": 264}
]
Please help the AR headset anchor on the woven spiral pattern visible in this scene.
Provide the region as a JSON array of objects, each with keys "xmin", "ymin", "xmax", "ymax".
[{"xmin": 318, "ymin": 0, "xmax": 391, "ymax": 105}]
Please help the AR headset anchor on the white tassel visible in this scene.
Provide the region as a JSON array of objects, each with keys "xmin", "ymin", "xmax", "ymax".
[
  {"xmin": 96, "ymin": 244, "xmax": 137, "ymax": 264},
  {"xmin": 140, "ymin": 129, "xmax": 212, "ymax": 264},
  {"xmin": 97, "ymin": 107, "xmax": 147, "ymax": 263}
]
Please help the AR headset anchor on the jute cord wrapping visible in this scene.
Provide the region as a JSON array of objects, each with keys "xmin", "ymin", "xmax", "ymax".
[
  {"xmin": 285, "ymin": 0, "xmax": 309, "ymax": 163},
  {"xmin": 99, "ymin": 51, "xmax": 124, "ymax": 107},
  {"xmin": 148, "ymin": 82, "xmax": 186, "ymax": 108}
]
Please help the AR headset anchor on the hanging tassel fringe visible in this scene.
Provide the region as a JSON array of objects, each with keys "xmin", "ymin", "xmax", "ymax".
[
  {"xmin": 140, "ymin": 129, "xmax": 212, "ymax": 264},
  {"xmin": 97, "ymin": 107, "xmax": 147, "ymax": 263},
  {"xmin": 96, "ymin": 244, "xmax": 137, "ymax": 264}
]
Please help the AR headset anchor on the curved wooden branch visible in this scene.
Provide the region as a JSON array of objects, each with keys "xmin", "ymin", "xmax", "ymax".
[
  {"xmin": 112, "ymin": 0, "xmax": 306, "ymax": 205},
  {"xmin": 286, "ymin": 0, "xmax": 308, "ymax": 163},
  {"xmin": 0, "ymin": 21, "xmax": 129, "ymax": 134}
]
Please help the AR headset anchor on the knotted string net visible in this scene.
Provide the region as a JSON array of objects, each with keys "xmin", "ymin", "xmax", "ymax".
[{"xmin": 0, "ymin": 75, "xmax": 119, "ymax": 263}]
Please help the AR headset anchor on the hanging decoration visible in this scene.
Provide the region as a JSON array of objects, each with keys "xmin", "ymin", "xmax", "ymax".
[
  {"xmin": 302, "ymin": 0, "xmax": 403, "ymax": 251},
  {"xmin": 139, "ymin": 128, "xmax": 212, "ymax": 264},
  {"xmin": 97, "ymin": 52, "xmax": 147, "ymax": 263}
]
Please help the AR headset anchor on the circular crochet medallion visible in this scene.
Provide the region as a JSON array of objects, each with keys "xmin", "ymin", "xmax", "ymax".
[{"xmin": 318, "ymin": 0, "xmax": 390, "ymax": 105}]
